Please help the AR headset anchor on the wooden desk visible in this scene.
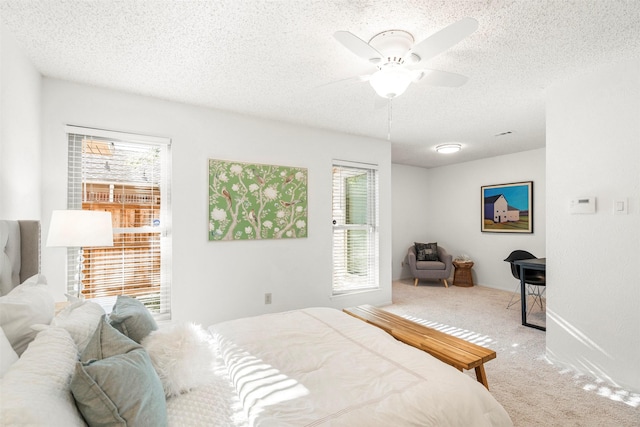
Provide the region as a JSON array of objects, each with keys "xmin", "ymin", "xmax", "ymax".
[
  {"xmin": 513, "ymin": 258, "xmax": 546, "ymax": 331},
  {"xmin": 343, "ymin": 304, "xmax": 496, "ymax": 389},
  {"xmin": 453, "ymin": 260, "xmax": 474, "ymax": 287}
]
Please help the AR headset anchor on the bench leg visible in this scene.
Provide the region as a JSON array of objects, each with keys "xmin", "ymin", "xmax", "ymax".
[{"xmin": 475, "ymin": 364, "xmax": 489, "ymax": 390}]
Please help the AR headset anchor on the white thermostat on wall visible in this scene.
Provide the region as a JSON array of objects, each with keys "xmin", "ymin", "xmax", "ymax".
[{"xmin": 569, "ymin": 197, "xmax": 596, "ymax": 214}]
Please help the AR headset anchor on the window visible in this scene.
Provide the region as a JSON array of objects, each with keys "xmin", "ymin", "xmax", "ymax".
[
  {"xmin": 332, "ymin": 160, "xmax": 379, "ymax": 295},
  {"xmin": 66, "ymin": 126, "xmax": 171, "ymax": 319}
]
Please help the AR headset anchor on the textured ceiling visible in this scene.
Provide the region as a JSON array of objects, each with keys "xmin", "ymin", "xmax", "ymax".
[{"xmin": 2, "ymin": 0, "xmax": 639, "ymax": 168}]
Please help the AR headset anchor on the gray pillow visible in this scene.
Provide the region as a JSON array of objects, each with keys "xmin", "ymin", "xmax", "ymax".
[
  {"xmin": 414, "ymin": 242, "xmax": 439, "ymax": 261},
  {"xmin": 71, "ymin": 316, "xmax": 167, "ymax": 427},
  {"xmin": 108, "ymin": 295, "xmax": 157, "ymax": 344}
]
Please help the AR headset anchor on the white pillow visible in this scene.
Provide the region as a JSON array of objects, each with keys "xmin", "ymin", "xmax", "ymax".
[
  {"xmin": 0, "ymin": 326, "xmax": 18, "ymax": 377},
  {"xmin": 0, "ymin": 275, "xmax": 54, "ymax": 355},
  {"xmin": 0, "ymin": 326, "xmax": 85, "ymax": 426},
  {"xmin": 51, "ymin": 300, "xmax": 105, "ymax": 354},
  {"xmin": 142, "ymin": 322, "xmax": 215, "ymax": 397}
]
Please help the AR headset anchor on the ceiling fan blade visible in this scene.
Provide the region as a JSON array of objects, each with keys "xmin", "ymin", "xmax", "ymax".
[
  {"xmin": 334, "ymin": 31, "xmax": 383, "ymax": 64},
  {"xmin": 409, "ymin": 17, "xmax": 478, "ymax": 63},
  {"xmin": 414, "ymin": 69, "xmax": 468, "ymax": 87},
  {"xmin": 315, "ymin": 74, "xmax": 370, "ymax": 89}
]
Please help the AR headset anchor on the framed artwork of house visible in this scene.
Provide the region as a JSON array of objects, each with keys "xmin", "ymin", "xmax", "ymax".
[{"xmin": 481, "ymin": 181, "xmax": 533, "ymax": 233}]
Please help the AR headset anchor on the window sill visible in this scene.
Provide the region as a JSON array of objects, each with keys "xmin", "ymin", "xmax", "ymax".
[{"xmin": 330, "ymin": 287, "xmax": 380, "ymax": 299}]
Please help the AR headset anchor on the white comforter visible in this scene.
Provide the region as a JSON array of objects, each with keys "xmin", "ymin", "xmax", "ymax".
[{"xmin": 203, "ymin": 307, "xmax": 512, "ymax": 427}]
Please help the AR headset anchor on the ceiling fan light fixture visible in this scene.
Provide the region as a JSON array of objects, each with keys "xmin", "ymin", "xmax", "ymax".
[
  {"xmin": 369, "ymin": 66, "xmax": 413, "ymax": 98},
  {"xmin": 435, "ymin": 143, "xmax": 462, "ymax": 154}
]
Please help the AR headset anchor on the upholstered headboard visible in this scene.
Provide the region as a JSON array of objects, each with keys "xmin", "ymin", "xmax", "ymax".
[{"xmin": 0, "ymin": 220, "xmax": 41, "ymax": 296}]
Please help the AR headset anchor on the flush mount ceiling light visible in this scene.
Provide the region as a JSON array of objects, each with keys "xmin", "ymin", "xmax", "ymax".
[{"xmin": 435, "ymin": 143, "xmax": 462, "ymax": 154}]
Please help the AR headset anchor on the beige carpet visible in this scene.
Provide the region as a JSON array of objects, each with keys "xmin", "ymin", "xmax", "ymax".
[{"xmin": 384, "ymin": 280, "xmax": 640, "ymax": 427}]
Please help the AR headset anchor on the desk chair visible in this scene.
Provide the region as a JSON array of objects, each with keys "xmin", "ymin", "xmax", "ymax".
[{"xmin": 504, "ymin": 250, "xmax": 546, "ymax": 311}]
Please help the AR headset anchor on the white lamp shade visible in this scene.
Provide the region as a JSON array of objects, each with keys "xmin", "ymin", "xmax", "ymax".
[
  {"xmin": 369, "ymin": 66, "xmax": 413, "ymax": 98},
  {"xmin": 47, "ymin": 210, "xmax": 114, "ymax": 247}
]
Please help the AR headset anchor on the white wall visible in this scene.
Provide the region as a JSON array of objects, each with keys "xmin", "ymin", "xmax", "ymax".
[
  {"xmin": 405, "ymin": 149, "xmax": 546, "ymax": 291},
  {"xmin": 0, "ymin": 22, "xmax": 41, "ymax": 219},
  {"xmin": 391, "ymin": 164, "xmax": 431, "ymax": 280},
  {"xmin": 40, "ymin": 78, "xmax": 393, "ymax": 326},
  {"xmin": 546, "ymin": 58, "xmax": 640, "ymax": 392}
]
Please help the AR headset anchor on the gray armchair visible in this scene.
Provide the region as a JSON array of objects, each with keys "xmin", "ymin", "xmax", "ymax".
[{"xmin": 407, "ymin": 245, "xmax": 453, "ymax": 287}]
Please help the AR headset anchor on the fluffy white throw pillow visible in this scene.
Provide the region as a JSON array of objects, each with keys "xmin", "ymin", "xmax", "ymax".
[{"xmin": 142, "ymin": 322, "xmax": 215, "ymax": 397}]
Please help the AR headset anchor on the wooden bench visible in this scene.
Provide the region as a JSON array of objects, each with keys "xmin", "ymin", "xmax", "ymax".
[{"xmin": 343, "ymin": 304, "xmax": 496, "ymax": 389}]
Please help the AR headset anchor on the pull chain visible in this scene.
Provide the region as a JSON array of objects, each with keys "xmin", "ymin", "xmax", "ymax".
[{"xmin": 387, "ymin": 97, "xmax": 393, "ymax": 141}]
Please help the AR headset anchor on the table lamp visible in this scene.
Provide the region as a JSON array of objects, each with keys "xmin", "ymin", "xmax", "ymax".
[{"xmin": 47, "ymin": 210, "xmax": 114, "ymax": 298}]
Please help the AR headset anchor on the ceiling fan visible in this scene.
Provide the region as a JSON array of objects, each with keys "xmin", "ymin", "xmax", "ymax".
[{"xmin": 334, "ymin": 18, "xmax": 478, "ymax": 99}]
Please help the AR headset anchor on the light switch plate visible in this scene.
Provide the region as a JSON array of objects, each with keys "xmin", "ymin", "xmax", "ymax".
[{"xmin": 614, "ymin": 198, "xmax": 628, "ymax": 215}]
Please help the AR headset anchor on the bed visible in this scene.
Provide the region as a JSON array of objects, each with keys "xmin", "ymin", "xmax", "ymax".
[{"xmin": 0, "ymin": 219, "xmax": 513, "ymax": 426}]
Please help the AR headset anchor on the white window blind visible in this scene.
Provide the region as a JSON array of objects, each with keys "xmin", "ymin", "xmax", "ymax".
[
  {"xmin": 66, "ymin": 126, "xmax": 172, "ymax": 319},
  {"xmin": 332, "ymin": 160, "xmax": 379, "ymax": 295}
]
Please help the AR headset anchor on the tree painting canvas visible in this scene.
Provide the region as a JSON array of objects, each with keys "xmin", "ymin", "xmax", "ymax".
[
  {"xmin": 481, "ymin": 181, "xmax": 533, "ymax": 233},
  {"xmin": 209, "ymin": 159, "xmax": 308, "ymax": 240}
]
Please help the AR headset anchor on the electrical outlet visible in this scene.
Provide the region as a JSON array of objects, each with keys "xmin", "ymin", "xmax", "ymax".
[{"xmin": 264, "ymin": 293, "xmax": 272, "ymax": 304}]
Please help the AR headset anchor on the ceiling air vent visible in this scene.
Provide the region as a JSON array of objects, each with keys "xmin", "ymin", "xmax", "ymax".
[{"xmin": 494, "ymin": 131, "xmax": 513, "ymax": 137}]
